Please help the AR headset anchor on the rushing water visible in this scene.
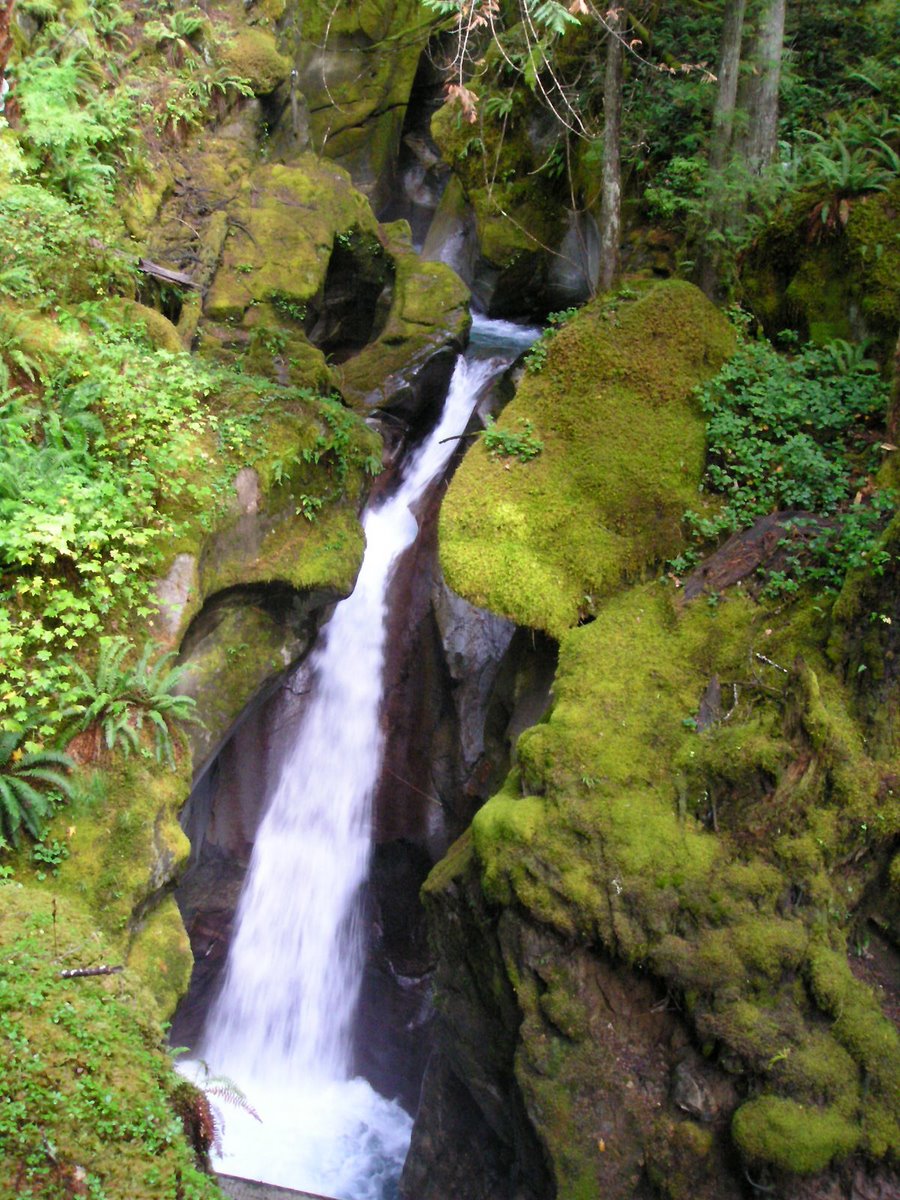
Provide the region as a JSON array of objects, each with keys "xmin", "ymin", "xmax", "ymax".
[{"xmin": 182, "ymin": 315, "xmax": 538, "ymax": 1199}]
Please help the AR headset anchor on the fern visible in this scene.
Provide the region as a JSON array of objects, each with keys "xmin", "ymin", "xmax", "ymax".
[
  {"xmin": 71, "ymin": 637, "xmax": 202, "ymax": 768},
  {"xmin": 0, "ymin": 728, "xmax": 73, "ymax": 846}
]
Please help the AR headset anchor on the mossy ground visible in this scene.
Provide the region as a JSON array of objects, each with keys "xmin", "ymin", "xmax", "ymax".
[
  {"xmin": 0, "ymin": 883, "xmax": 218, "ymax": 1200},
  {"xmin": 440, "ymin": 281, "xmax": 736, "ymax": 637}
]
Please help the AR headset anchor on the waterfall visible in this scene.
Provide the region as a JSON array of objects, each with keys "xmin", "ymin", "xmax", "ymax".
[{"xmin": 183, "ymin": 316, "xmax": 538, "ymax": 1199}]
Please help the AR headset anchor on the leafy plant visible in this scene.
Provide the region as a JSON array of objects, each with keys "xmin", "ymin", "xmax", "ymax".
[
  {"xmin": 0, "ymin": 727, "xmax": 72, "ymax": 846},
  {"xmin": 71, "ymin": 637, "xmax": 201, "ymax": 768},
  {"xmin": 483, "ymin": 416, "xmax": 544, "ymax": 462},
  {"xmin": 524, "ymin": 306, "xmax": 579, "ymax": 374}
]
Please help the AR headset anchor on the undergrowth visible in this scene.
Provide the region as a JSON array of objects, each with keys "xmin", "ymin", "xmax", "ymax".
[{"xmin": 670, "ymin": 334, "xmax": 894, "ymax": 596}]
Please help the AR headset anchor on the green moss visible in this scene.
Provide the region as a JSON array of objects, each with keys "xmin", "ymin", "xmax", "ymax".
[
  {"xmin": 178, "ymin": 602, "xmax": 304, "ymax": 770},
  {"xmin": 205, "ymin": 157, "xmax": 377, "ymax": 322},
  {"xmin": 128, "ymin": 895, "xmax": 193, "ymax": 1019},
  {"xmin": 218, "ymin": 26, "xmax": 291, "ymax": 95},
  {"xmin": 845, "ymin": 181, "xmax": 900, "ymax": 336},
  {"xmin": 55, "ymin": 759, "xmax": 191, "ymax": 942},
  {"xmin": 452, "ymin": 566, "xmax": 896, "ymax": 1178},
  {"xmin": 440, "ymin": 281, "xmax": 736, "ymax": 636},
  {"xmin": 430, "ymin": 93, "xmax": 566, "ymax": 270},
  {"xmin": 784, "ymin": 246, "xmax": 853, "ymax": 345},
  {"xmin": 806, "ymin": 944, "xmax": 900, "ymax": 1154},
  {"xmin": 282, "ymin": 0, "xmax": 430, "ymax": 183},
  {"xmin": 732, "ymin": 1095, "xmax": 860, "ymax": 1174}
]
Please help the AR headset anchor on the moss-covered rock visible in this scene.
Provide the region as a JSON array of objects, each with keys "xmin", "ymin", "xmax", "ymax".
[
  {"xmin": 58, "ymin": 758, "xmax": 192, "ymax": 942},
  {"xmin": 276, "ymin": 0, "xmax": 434, "ymax": 207},
  {"xmin": 439, "ymin": 281, "xmax": 736, "ymax": 637},
  {"xmin": 337, "ymin": 222, "xmax": 471, "ymax": 415},
  {"xmin": 218, "ymin": 25, "xmax": 291, "ymax": 95},
  {"xmin": 204, "ymin": 157, "xmax": 378, "ymax": 322},
  {"xmin": 740, "ymin": 180, "xmax": 900, "ymax": 359},
  {"xmin": 422, "ymin": 564, "xmax": 899, "ymax": 1189},
  {"xmin": 732, "ymin": 1096, "xmax": 860, "ymax": 1175},
  {"xmin": 128, "ymin": 894, "xmax": 194, "ymax": 1019}
]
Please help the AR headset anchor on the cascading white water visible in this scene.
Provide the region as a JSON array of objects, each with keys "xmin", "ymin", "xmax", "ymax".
[{"xmin": 182, "ymin": 316, "xmax": 538, "ymax": 1199}]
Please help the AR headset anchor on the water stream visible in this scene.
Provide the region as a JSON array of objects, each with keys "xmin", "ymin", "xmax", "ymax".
[{"xmin": 182, "ymin": 316, "xmax": 537, "ymax": 1198}]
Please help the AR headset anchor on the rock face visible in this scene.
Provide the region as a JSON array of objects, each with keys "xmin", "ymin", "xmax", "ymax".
[
  {"xmin": 424, "ymin": 97, "xmax": 601, "ymax": 317},
  {"xmin": 274, "ymin": 0, "xmax": 437, "ymax": 214}
]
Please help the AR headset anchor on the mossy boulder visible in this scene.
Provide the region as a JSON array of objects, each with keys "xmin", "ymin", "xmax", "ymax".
[
  {"xmin": 218, "ymin": 26, "xmax": 291, "ymax": 95},
  {"xmin": 204, "ymin": 157, "xmax": 378, "ymax": 323},
  {"xmin": 175, "ymin": 588, "xmax": 340, "ymax": 776},
  {"xmin": 439, "ymin": 281, "xmax": 736, "ymax": 637},
  {"xmin": 337, "ymin": 221, "xmax": 471, "ymax": 416}
]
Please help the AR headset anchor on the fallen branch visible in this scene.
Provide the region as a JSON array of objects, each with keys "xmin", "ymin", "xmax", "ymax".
[
  {"xmin": 438, "ymin": 432, "xmax": 480, "ymax": 445},
  {"xmin": 138, "ymin": 258, "xmax": 199, "ymax": 289},
  {"xmin": 59, "ymin": 964, "xmax": 123, "ymax": 980}
]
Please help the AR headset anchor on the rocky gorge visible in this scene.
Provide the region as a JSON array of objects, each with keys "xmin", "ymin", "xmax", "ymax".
[{"xmin": 0, "ymin": 2, "xmax": 898, "ymax": 1199}]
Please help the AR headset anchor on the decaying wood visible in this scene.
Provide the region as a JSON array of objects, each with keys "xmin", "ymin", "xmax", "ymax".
[
  {"xmin": 680, "ymin": 510, "xmax": 818, "ymax": 601},
  {"xmin": 85, "ymin": 237, "xmax": 200, "ymax": 289},
  {"xmin": 59, "ymin": 964, "xmax": 123, "ymax": 979},
  {"xmin": 138, "ymin": 257, "xmax": 199, "ymax": 289}
]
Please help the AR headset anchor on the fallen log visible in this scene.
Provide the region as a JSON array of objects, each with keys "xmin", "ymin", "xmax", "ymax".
[
  {"xmin": 85, "ymin": 237, "xmax": 200, "ymax": 289},
  {"xmin": 138, "ymin": 258, "xmax": 199, "ymax": 289}
]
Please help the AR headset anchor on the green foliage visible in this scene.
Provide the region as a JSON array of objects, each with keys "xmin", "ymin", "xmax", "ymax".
[
  {"xmin": 677, "ymin": 335, "xmax": 893, "ymax": 598},
  {"xmin": 70, "ymin": 638, "xmax": 201, "ymax": 769},
  {"xmin": 0, "ymin": 727, "xmax": 72, "ymax": 847},
  {"xmin": 0, "ymin": 185, "xmax": 135, "ymax": 306},
  {"xmin": 11, "ymin": 50, "xmax": 137, "ymax": 208},
  {"xmin": 688, "ymin": 339, "xmax": 887, "ymax": 515},
  {"xmin": 644, "ymin": 155, "xmax": 708, "ymax": 223},
  {"xmin": 524, "ymin": 306, "xmax": 579, "ymax": 374},
  {"xmin": 483, "ymin": 416, "xmax": 544, "ymax": 462}
]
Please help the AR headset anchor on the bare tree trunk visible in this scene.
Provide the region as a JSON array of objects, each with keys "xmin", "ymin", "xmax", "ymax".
[
  {"xmin": 736, "ymin": 0, "xmax": 787, "ymax": 174},
  {"xmin": 708, "ymin": 0, "xmax": 747, "ymax": 176},
  {"xmin": 1, "ymin": 1, "xmax": 14, "ymax": 83},
  {"xmin": 699, "ymin": 0, "xmax": 748, "ymax": 298},
  {"xmin": 598, "ymin": 9, "xmax": 623, "ymax": 293}
]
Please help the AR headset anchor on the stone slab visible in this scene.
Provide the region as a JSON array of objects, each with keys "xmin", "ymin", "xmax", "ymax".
[{"xmin": 217, "ymin": 1174, "xmax": 336, "ymax": 1200}]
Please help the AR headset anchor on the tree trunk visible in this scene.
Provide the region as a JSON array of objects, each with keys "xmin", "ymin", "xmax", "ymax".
[
  {"xmin": 708, "ymin": 0, "xmax": 747, "ymax": 177},
  {"xmin": 699, "ymin": 0, "xmax": 748, "ymax": 298},
  {"xmin": 1, "ymin": 1, "xmax": 14, "ymax": 84},
  {"xmin": 736, "ymin": 0, "xmax": 787, "ymax": 174},
  {"xmin": 598, "ymin": 10, "xmax": 624, "ymax": 293}
]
